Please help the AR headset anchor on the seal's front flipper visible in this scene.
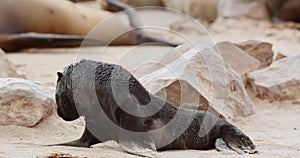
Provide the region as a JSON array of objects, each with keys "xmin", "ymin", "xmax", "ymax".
[
  {"xmin": 48, "ymin": 128, "xmax": 101, "ymax": 148},
  {"xmin": 51, "ymin": 139, "xmax": 90, "ymax": 148}
]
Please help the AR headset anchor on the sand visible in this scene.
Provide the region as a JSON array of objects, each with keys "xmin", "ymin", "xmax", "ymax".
[{"xmin": 1, "ymin": 13, "xmax": 300, "ymax": 158}]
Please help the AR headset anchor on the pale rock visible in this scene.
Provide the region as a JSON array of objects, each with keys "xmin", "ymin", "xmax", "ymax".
[
  {"xmin": 0, "ymin": 48, "xmax": 20, "ymax": 78},
  {"xmin": 116, "ymin": 0, "xmax": 162, "ymax": 7},
  {"xmin": 162, "ymin": 0, "xmax": 218, "ymax": 22},
  {"xmin": 247, "ymin": 55, "xmax": 300, "ymax": 102},
  {"xmin": 218, "ymin": 0, "xmax": 270, "ymax": 20},
  {"xmin": 275, "ymin": 52, "xmax": 287, "ymax": 61},
  {"xmin": 0, "ymin": 78, "xmax": 56, "ymax": 127},
  {"xmin": 214, "ymin": 41, "xmax": 260, "ymax": 76},
  {"xmin": 236, "ymin": 40, "xmax": 274, "ymax": 68},
  {"xmin": 134, "ymin": 43, "xmax": 256, "ymax": 119}
]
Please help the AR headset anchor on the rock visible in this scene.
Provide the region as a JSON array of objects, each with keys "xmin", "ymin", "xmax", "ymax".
[
  {"xmin": 134, "ymin": 43, "xmax": 256, "ymax": 119},
  {"xmin": 162, "ymin": 0, "xmax": 218, "ymax": 22},
  {"xmin": 275, "ymin": 52, "xmax": 287, "ymax": 61},
  {"xmin": 115, "ymin": 0, "xmax": 162, "ymax": 7},
  {"xmin": 247, "ymin": 55, "xmax": 300, "ymax": 102},
  {"xmin": 0, "ymin": 48, "xmax": 20, "ymax": 78},
  {"xmin": 214, "ymin": 41, "xmax": 260, "ymax": 76},
  {"xmin": 0, "ymin": 78, "xmax": 56, "ymax": 127},
  {"xmin": 275, "ymin": 0, "xmax": 300, "ymax": 23},
  {"xmin": 236, "ymin": 40, "xmax": 274, "ymax": 68},
  {"xmin": 218, "ymin": 0, "xmax": 270, "ymax": 20}
]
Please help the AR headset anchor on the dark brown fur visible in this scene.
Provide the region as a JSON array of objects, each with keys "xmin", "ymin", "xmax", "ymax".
[{"xmin": 54, "ymin": 60, "xmax": 257, "ymax": 154}]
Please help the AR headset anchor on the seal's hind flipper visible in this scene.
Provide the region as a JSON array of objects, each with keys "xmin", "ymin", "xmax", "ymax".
[
  {"xmin": 220, "ymin": 130, "xmax": 257, "ymax": 154},
  {"xmin": 227, "ymin": 140, "xmax": 258, "ymax": 154},
  {"xmin": 215, "ymin": 138, "xmax": 251, "ymax": 154},
  {"xmin": 230, "ymin": 145, "xmax": 248, "ymax": 154},
  {"xmin": 215, "ymin": 138, "xmax": 231, "ymax": 152}
]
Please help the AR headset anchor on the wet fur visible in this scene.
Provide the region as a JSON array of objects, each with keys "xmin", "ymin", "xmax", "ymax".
[{"xmin": 55, "ymin": 60, "xmax": 256, "ymax": 154}]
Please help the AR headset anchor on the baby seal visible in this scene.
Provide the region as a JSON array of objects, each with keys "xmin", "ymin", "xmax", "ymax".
[{"xmin": 55, "ymin": 59, "xmax": 257, "ymax": 155}]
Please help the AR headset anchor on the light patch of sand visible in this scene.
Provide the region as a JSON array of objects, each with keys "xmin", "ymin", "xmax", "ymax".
[
  {"xmin": 0, "ymin": 99, "xmax": 299, "ymax": 158},
  {"xmin": 2, "ymin": 11, "xmax": 300, "ymax": 158}
]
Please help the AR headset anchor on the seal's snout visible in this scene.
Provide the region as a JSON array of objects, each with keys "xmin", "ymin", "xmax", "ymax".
[
  {"xmin": 56, "ymin": 104, "xmax": 66, "ymax": 120},
  {"xmin": 56, "ymin": 106, "xmax": 65, "ymax": 120},
  {"xmin": 56, "ymin": 105, "xmax": 79, "ymax": 121},
  {"xmin": 55, "ymin": 92, "xmax": 80, "ymax": 121}
]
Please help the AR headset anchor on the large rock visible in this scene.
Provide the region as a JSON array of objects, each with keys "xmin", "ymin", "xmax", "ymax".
[
  {"xmin": 162, "ymin": 0, "xmax": 218, "ymax": 22},
  {"xmin": 0, "ymin": 48, "xmax": 20, "ymax": 78},
  {"xmin": 134, "ymin": 43, "xmax": 256, "ymax": 119},
  {"xmin": 218, "ymin": 0, "xmax": 270, "ymax": 20},
  {"xmin": 236, "ymin": 40, "xmax": 274, "ymax": 68},
  {"xmin": 0, "ymin": 78, "xmax": 56, "ymax": 127},
  {"xmin": 214, "ymin": 41, "xmax": 260, "ymax": 76},
  {"xmin": 247, "ymin": 55, "xmax": 300, "ymax": 102}
]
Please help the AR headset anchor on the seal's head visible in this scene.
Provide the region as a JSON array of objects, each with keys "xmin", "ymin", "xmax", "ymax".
[{"xmin": 56, "ymin": 71, "xmax": 79, "ymax": 121}]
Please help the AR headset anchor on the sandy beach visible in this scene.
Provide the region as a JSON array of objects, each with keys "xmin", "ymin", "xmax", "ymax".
[{"xmin": 1, "ymin": 7, "xmax": 300, "ymax": 158}]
